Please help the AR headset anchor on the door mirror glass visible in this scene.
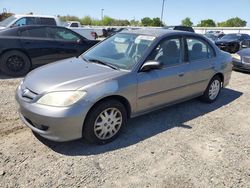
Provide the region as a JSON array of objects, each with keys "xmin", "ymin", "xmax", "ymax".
[
  {"xmin": 140, "ymin": 61, "xmax": 163, "ymax": 72},
  {"xmin": 241, "ymin": 41, "xmax": 249, "ymax": 48}
]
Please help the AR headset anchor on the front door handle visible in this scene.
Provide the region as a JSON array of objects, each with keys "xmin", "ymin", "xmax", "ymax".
[{"xmin": 178, "ymin": 72, "xmax": 185, "ymax": 77}]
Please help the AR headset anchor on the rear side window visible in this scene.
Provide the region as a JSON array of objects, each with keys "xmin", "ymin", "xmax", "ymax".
[
  {"xmin": 40, "ymin": 18, "xmax": 56, "ymax": 26},
  {"xmin": 47, "ymin": 27, "xmax": 81, "ymax": 41},
  {"xmin": 186, "ymin": 38, "xmax": 215, "ymax": 62},
  {"xmin": 70, "ymin": 23, "xmax": 79, "ymax": 27}
]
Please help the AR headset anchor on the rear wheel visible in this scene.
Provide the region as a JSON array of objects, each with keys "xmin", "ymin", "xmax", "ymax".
[
  {"xmin": 201, "ymin": 76, "xmax": 222, "ymax": 103},
  {"xmin": 0, "ymin": 50, "xmax": 31, "ymax": 77},
  {"xmin": 83, "ymin": 100, "xmax": 127, "ymax": 144}
]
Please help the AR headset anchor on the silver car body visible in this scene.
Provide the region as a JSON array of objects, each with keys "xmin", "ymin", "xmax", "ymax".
[{"xmin": 16, "ymin": 29, "xmax": 232, "ymax": 141}]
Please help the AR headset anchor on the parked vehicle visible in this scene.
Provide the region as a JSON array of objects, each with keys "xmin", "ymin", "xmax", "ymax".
[
  {"xmin": 206, "ymin": 30, "xmax": 224, "ymax": 38},
  {"xmin": 0, "ymin": 14, "xmax": 58, "ymax": 29},
  {"xmin": 0, "ymin": 25, "xmax": 99, "ymax": 76},
  {"xmin": 164, "ymin": 26, "xmax": 195, "ymax": 32},
  {"xmin": 215, "ymin": 33, "xmax": 250, "ymax": 53},
  {"xmin": 232, "ymin": 48, "xmax": 250, "ymax": 72},
  {"xmin": 65, "ymin": 21, "xmax": 81, "ymax": 28},
  {"xmin": 205, "ymin": 32, "xmax": 224, "ymax": 42},
  {"xmin": 16, "ymin": 29, "xmax": 232, "ymax": 144}
]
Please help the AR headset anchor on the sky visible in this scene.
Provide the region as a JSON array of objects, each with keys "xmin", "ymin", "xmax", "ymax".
[{"xmin": 1, "ymin": 0, "xmax": 250, "ymax": 26}]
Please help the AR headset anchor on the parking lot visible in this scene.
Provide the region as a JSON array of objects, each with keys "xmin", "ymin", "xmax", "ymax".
[{"xmin": 0, "ymin": 70, "xmax": 249, "ymax": 187}]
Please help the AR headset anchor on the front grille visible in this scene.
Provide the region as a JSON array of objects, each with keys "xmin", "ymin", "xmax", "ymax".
[
  {"xmin": 21, "ymin": 88, "xmax": 38, "ymax": 101},
  {"xmin": 242, "ymin": 56, "xmax": 250, "ymax": 64}
]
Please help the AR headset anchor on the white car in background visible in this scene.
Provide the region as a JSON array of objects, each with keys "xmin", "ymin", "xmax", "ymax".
[
  {"xmin": 0, "ymin": 14, "xmax": 59, "ymax": 29},
  {"xmin": 0, "ymin": 15, "xmax": 100, "ymax": 40}
]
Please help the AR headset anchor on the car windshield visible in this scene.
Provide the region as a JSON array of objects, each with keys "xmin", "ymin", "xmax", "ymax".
[
  {"xmin": 82, "ymin": 33, "xmax": 156, "ymax": 70},
  {"xmin": 221, "ymin": 34, "xmax": 241, "ymax": 40},
  {"xmin": 0, "ymin": 15, "xmax": 17, "ymax": 27}
]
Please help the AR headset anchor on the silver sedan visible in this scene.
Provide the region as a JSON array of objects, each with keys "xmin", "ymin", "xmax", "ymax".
[{"xmin": 16, "ymin": 29, "xmax": 232, "ymax": 144}]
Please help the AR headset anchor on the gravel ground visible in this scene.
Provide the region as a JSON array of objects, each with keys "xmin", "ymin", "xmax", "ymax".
[{"xmin": 0, "ymin": 71, "xmax": 250, "ymax": 188}]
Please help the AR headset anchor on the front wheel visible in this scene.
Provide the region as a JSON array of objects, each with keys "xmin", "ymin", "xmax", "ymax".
[
  {"xmin": 201, "ymin": 76, "xmax": 222, "ymax": 103},
  {"xmin": 83, "ymin": 100, "xmax": 127, "ymax": 144},
  {"xmin": 0, "ymin": 50, "xmax": 31, "ymax": 77}
]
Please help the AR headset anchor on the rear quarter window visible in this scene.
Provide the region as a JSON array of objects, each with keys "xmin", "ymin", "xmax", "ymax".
[{"xmin": 40, "ymin": 18, "xmax": 56, "ymax": 26}]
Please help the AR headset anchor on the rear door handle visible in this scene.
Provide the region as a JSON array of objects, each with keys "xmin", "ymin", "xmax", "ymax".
[{"xmin": 178, "ymin": 72, "xmax": 185, "ymax": 77}]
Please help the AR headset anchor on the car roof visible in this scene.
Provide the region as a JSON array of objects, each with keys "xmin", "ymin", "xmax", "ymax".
[
  {"xmin": 121, "ymin": 28, "xmax": 197, "ymax": 38},
  {"xmin": 14, "ymin": 14, "xmax": 56, "ymax": 19}
]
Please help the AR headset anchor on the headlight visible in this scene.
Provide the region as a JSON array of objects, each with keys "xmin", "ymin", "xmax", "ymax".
[
  {"xmin": 37, "ymin": 91, "xmax": 87, "ymax": 107},
  {"xmin": 231, "ymin": 53, "xmax": 241, "ymax": 61}
]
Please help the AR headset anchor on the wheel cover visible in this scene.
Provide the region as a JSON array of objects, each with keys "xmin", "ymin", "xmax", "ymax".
[
  {"xmin": 94, "ymin": 107, "xmax": 122, "ymax": 140},
  {"xmin": 6, "ymin": 55, "xmax": 25, "ymax": 72},
  {"xmin": 209, "ymin": 80, "xmax": 220, "ymax": 100}
]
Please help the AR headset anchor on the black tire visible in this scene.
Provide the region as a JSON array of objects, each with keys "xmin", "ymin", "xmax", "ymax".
[
  {"xmin": 83, "ymin": 99, "xmax": 128, "ymax": 144},
  {"xmin": 200, "ymin": 76, "xmax": 222, "ymax": 103},
  {"xmin": 0, "ymin": 50, "xmax": 31, "ymax": 77}
]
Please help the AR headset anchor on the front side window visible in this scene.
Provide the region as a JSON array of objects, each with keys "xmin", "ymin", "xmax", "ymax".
[
  {"xmin": 47, "ymin": 28, "xmax": 80, "ymax": 41},
  {"xmin": 186, "ymin": 38, "xmax": 215, "ymax": 61},
  {"xmin": 83, "ymin": 33, "xmax": 156, "ymax": 70},
  {"xmin": 14, "ymin": 18, "xmax": 26, "ymax": 26},
  {"xmin": 148, "ymin": 38, "xmax": 183, "ymax": 67}
]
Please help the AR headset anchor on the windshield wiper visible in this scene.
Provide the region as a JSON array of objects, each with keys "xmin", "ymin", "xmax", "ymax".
[{"xmin": 87, "ymin": 58, "xmax": 119, "ymax": 70}]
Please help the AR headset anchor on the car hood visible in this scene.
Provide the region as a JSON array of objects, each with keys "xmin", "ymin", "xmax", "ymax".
[
  {"xmin": 237, "ymin": 48, "xmax": 250, "ymax": 56},
  {"xmin": 0, "ymin": 26, "xmax": 6, "ymax": 30},
  {"xmin": 215, "ymin": 39, "xmax": 239, "ymax": 44},
  {"xmin": 22, "ymin": 57, "xmax": 127, "ymax": 94}
]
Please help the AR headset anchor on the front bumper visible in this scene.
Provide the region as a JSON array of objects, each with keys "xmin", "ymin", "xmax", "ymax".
[
  {"xmin": 16, "ymin": 91, "xmax": 91, "ymax": 142},
  {"xmin": 233, "ymin": 60, "xmax": 250, "ymax": 72}
]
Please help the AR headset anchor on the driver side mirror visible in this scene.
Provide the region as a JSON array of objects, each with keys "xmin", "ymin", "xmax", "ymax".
[
  {"xmin": 241, "ymin": 41, "xmax": 250, "ymax": 48},
  {"xmin": 140, "ymin": 61, "xmax": 163, "ymax": 72}
]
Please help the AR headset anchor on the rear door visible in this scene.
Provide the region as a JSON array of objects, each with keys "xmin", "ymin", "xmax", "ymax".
[
  {"xmin": 19, "ymin": 27, "xmax": 60, "ymax": 65},
  {"xmin": 182, "ymin": 36, "xmax": 216, "ymax": 95},
  {"xmin": 46, "ymin": 27, "xmax": 87, "ymax": 59}
]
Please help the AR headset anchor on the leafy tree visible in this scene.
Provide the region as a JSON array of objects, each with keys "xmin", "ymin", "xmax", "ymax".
[
  {"xmin": 141, "ymin": 17, "xmax": 163, "ymax": 27},
  {"xmin": 141, "ymin": 17, "xmax": 152, "ymax": 26},
  {"xmin": 81, "ymin": 16, "xmax": 92, "ymax": 25},
  {"xmin": 218, "ymin": 17, "xmax": 247, "ymax": 27},
  {"xmin": 59, "ymin": 15, "xmax": 81, "ymax": 22},
  {"xmin": 151, "ymin": 17, "xmax": 163, "ymax": 26},
  {"xmin": 0, "ymin": 12, "xmax": 13, "ymax": 21},
  {"xmin": 102, "ymin": 16, "xmax": 114, "ymax": 26},
  {"xmin": 130, "ymin": 19, "xmax": 140, "ymax": 26},
  {"xmin": 197, "ymin": 19, "xmax": 216, "ymax": 27},
  {"xmin": 181, "ymin": 17, "xmax": 193, "ymax": 27}
]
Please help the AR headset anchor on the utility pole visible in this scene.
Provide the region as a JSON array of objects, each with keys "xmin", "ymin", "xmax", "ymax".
[
  {"xmin": 161, "ymin": 0, "xmax": 166, "ymax": 23},
  {"xmin": 101, "ymin": 9, "xmax": 104, "ymax": 20}
]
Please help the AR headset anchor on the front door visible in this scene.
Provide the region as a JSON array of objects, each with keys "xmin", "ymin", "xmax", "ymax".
[{"xmin": 136, "ymin": 37, "xmax": 189, "ymax": 113}]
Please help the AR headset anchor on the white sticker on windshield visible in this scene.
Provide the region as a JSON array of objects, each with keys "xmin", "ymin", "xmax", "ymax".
[
  {"xmin": 135, "ymin": 35, "xmax": 155, "ymax": 43},
  {"xmin": 114, "ymin": 37, "xmax": 127, "ymax": 43}
]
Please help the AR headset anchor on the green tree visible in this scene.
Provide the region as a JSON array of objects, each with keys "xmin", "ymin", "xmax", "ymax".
[
  {"xmin": 141, "ymin": 17, "xmax": 152, "ymax": 26},
  {"xmin": 197, "ymin": 19, "xmax": 216, "ymax": 27},
  {"xmin": 218, "ymin": 17, "xmax": 247, "ymax": 27},
  {"xmin": 181, "ymin": 17, "xmax": 193, "ymax": 27},
  {"xmin": 102, "ymin": 16, "xmax": 114, "ymax": 26},
  {"xmin": 0, "ymin": 12, "xmax": 13, "ymax": 21},
  {"xmin": 58, "ymin": 15, "xmax": 81, "ymax": 22},
  {"xmin": 81, "ymin": 16, "xmax": 92, "ymax": 25},
  {"xmin": 130, "ymin": 19, "xmax": 140, "ymax": 26},
  {"xmin": 151, "ymin": 17, "xmax": 163, "ymax": 26}
]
